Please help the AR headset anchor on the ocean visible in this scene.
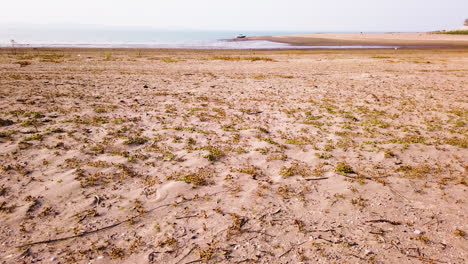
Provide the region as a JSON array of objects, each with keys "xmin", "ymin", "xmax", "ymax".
[{"xmin": 0, "ymin": 25, "xmax": 396, "ymax": 49}]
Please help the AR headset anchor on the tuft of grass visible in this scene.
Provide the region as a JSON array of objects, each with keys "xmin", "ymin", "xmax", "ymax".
[
  {"xmin": 0, "ymin": 185, "xmax": 8, "ymax": 196},
  {"xmin": 390, "ymin": 135, "xmax": 426, "ymax": 145},
  {"xmin": 0, "ymin": 119, "xmax": 14, "ymax": 127},
  {"xmin": 0, "ymin": 201, "xmax": 16, "ymax": 214},
  {"xmin": 258, "ymin": 136, "xmax": 279, "ymax": 146},
  {"xmin": 21, "ymin": 134, "xmax": 43, "ymax": 142},
  {"xmin": 350, "ymin": 196, "xmax": 367, "ymax": 207},
  {"xmin": 454, "ymin": 228, "xmax": 466, "ymax": 237},
  {"xmin": 171, "ymin": 168, "xmax": 214, "ymax": 187},
  {"xmin": 109, "ymin": 247, "xmax": 125, "ymax": 259},
  {"xmin": 203, "ymin": 146, "xmax": 225, "ymax": 161},
  {"xmin": 233, "ymin": 148, "xmax": 248, "ymax": 154},
  {"xmin": 18, "ymin": 54, "xmax": 65, "ymax": 61},
  {"xmin": 161, "ymin": 57, "xmax": 178, "ymax": 63},
  {"xmin": 245, "ymin": 56, "xmax": 275, "ymax": 62},
  {"xmin": 285, "ymin": 136, "xmax": 311, "ymax": 146},
  {"xmin": 93, "ymin": 107, "xmax": 107, "ymax": 113},
  {"xmin": 253, "ymin": 74, "xmax": 267, "ymax": 79},
  {"xmin": 266, "ymin": 153, "xmax": 287, "ymax": 161},
  {"xmin": 416, "ymin": 234, "xmax": 430, "ymax": 244},
  {"xmin": 124, "ymin": 136, "xmax": 149, "ymax": 145},
  {"xmin": 254, "ymin": 126, "xmax": 269, "ymax": 134},
  {"xmin": 198, "ymin": 243, "xmax": 216, "ymax": 262},
  {"xmin": 211, "ymin": 56, "xmax": 275, "ymax": 62},
  {"xmin": 397, "ymin": 164, "xmax": 434, "ymax": 179},
  {"xmin": 335, "ymin": 162, "xmax": 355, "ymax": 174},
  {"xmin": 315, "ymin": 153, "xmax": 332, "ymax": 159},
  {"xmin": 276, "ymin": 74, "xmax": 294, "ymax": 79},
  {"xmin": 444, "ymin": 136, "xmax": 467, "ymax": 148},
  {"xmin": 280, "ymin": 162, "xmax": 310, "ymax": 178},
  {"xmin": 86, "ymin": 160, "xmax": 111, "ymax": 168},
  {"xmin": 104, "ymin": 52, "xmax": 112, "ymax": 61},
  {"xmin": 234, "ymin": 165, "xmax": 262, "ymax": 179},
  {"xmin": 226, "ymin": 213, "xmax": 248, "ymax": 238}
]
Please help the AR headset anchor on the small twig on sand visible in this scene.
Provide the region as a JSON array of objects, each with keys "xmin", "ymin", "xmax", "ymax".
[
  {"xmin": 259, "ymin": 208, "xmax": 282, "ymax": 220},
  {"xmin": 149, "ymin": 251, "xmax": 175, "ymax": 263},
  {"xmin": 244, "ymin": 230, "xmax": 275, "ymax": 237},
  {"xmin": 365, "ymin": 219, "xmax": 402, "ymax": 225},
  {"xmin": 279, "ymin": 240, "xmax": 308, "ymax": 258},
  {"xmin": 306, "ymin": 228, "xmax": 335, "ymax": 233},
  {"xmin": 16, "ymin": 221, "xmax": 124, "ymax": 248},
  {"xmin": 17, "ymin": 191, "xmax": 227, "ymax": 248},
  {"xmin": 247, "ymin": 111, "xmax": 263, "ymax": 115},
  {"xmin": 271, "ymin": 208, "xmax": 282, "ymax": 215},
  {"xmin": 387, "ymin": 185, "xmax": 411, "ymax": 202},
  {"xmin": 348, "ymin": 253, "xmax": 367, "ymax": 261},
  {"xmin": 340, "ymin": 174, "xmax": 389, "ymax": 181},
  {"xmin": 176, "ymin": 246, "xmax": 197, "ymax": 264},
  {"xmin": 176, "ymin": 214, "xmax": 199, "ymax": 220},
  {"xmin": 236, "ymin": 259, "xmax": 256, "ymax": 263},
  {"xmin": 398, "ymin": 247, "xmax": 447, "ymax": 263},
  {"xmin": 304, "ymin": 177, "xmax": 329, "ymax": 181}
]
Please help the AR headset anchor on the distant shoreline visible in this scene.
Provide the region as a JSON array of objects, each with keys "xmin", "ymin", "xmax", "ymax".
[
  {"xmin": 239, "ymin": 32, "xmax": 468, "ymax": 48},
  {"xmin": 0, "ymin": 43, "xmax": 403, "ymax": 50},
  {"xmin": 1, "ymin": 32, "xmax": 467, "ymax": 50}
]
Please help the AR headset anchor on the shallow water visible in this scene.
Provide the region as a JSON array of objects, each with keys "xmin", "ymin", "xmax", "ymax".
[
  {"xmin": 0, "ymin": 41, "xmax": 400, "ymax": 49},
  {"xmin": 0, "ymin": 26, "xmax": 398, "ymax": 49}
]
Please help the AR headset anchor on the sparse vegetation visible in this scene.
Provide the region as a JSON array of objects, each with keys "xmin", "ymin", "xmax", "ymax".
[
  {"xmin": 434, "ymin": 30, "xmax": 468, "ymax": 35},
  {"xmin": 160, "ymin": 57, "xmax": 178, "ymax": 63},
  {"xmin": 104, "ymin": 52, "xmax": 112, "ymax": 60},
  {"xmin": 280, "ymin": 162, "xmax": 310, "ymax": 178},
  {"xmin": 15, "ymin": 61, "xmax": 32, "ymax": 67},
  {"xmin": 454, "ymin": 228, "xmax": 466, "ymax": 237},
  {"xmin": 0, "ymin": 119, "xmax": 14, "ymax": 127},
  {"xmin": 335, "ymin": 162, "xmax": 355, "ymax": 174},
  {"xmin": 0, "ymin": 48, "xmax": 466, "ymax": 263},
  {"xmin": 211, "ymin": 56, "xmax": 275, "ymax": 62},
  {"xmin": 170, "ymin": 168, "xmax": 214, "ymax": 187},
  {"xmin": 124, "ymin": 136, "xmax": 149, "ymax": 145}
]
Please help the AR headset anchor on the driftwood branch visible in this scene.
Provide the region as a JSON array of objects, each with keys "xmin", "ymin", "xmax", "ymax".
[
  {"xmin": 340, "ymin": 174, "xmax": 389, "ymax": 181},
  {"xmin": 279, "ymin": 240, "xmax": 308, "ymax": 258},
  {"xmin": 176, "ymin": 214, "xmax": 199, "ymax": 220},
  {"xmin": 304, "ymin": 177, "xmax": 329, "ymax": 181},
  {"xmin": 365, "ymin": 219, "xmax": 402, "ymax": 225},
  {"xmin": 244, "ymin": 229, "xmax": 275, "ymax": 237},
  {"xmin": 16, "ymin": 191, "xmax": 226, "ymax": 248},
  {"xmin": 176, "ymin": 246, "xmax": 197, "ymax": 264},
  {"xmin": 16, "ymin": 221, "xmax": 124, "ymax": 248}
]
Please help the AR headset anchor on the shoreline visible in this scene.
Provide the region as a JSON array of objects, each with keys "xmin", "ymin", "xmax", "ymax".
[
  {"xmin": 242, "ymin": 32, "xmax": 468, "ymax": 48},
  {"xmin": 1, "ymin": 44, "xmax": 467, "ymax": 51},
  {"xmin": 1, "ymin": 32, "xmax": 468, "ymax": 50}
]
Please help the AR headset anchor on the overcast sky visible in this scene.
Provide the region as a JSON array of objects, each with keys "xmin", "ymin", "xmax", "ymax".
[{"xmin": 1, "ymin": 0, "xmax": 467, "ymax": 31}]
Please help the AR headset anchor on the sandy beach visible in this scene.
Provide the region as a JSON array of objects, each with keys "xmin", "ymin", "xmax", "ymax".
[
  {"xmin": 246, "ymin": 32, "xmax": 468, "ymax": 47},
  {"xmin": 0, "ymin": 48, "xmax": 467, "ymax": 263}
]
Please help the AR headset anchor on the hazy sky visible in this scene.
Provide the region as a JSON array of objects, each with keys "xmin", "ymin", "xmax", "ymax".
[{"xmin": 1, "ymin": 0, "xmax": 467, "ymax": 31}]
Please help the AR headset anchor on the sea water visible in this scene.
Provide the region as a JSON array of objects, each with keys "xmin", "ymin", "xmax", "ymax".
[{"xmin": 0, "ymin": 25, "xmax": 397, "ymax": 49}]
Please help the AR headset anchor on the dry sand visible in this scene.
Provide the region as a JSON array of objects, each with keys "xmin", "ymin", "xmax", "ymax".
[
  {"xmin": 246, "ymin": 32, "xmax": 468, "ymax": 47},
  {"xmin": 0, "ymin": 48, "xmax": 467, "ymax": 263}
]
